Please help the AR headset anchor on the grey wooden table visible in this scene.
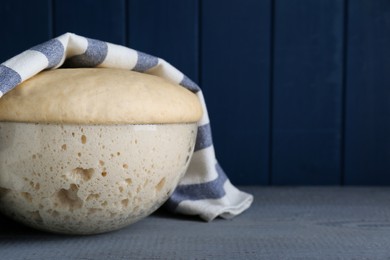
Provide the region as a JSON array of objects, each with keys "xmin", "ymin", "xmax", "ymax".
[{"xmin": 1, "ymin": 187, "xmax": 390, "ymax": 259}]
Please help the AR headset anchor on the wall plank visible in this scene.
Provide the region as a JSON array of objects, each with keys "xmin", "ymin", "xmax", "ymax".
[
  {"xmin": 128, "ymin": 0, "xmax": 199, "ymax": 81},
  {"xmin": 344, "ymin": 0, "xmax": 390, "ymax": 184},
  {"xmin": 0, "ymin": 0, "xmax": 51, "ymax": 62},
  {"xmin": 201, "ymin": 0, "xmax": 271, "ymax": 185},
  {"xmin": 54, "ymin": 0, "xmax": 126, "ymax": 45},
  {"xmin": 271, "ymin": 0, "xmax": 344, "ymax": 184},
  {"xmin": 3, "ymin": 0, "xmax": 390, "ymax": 185}
]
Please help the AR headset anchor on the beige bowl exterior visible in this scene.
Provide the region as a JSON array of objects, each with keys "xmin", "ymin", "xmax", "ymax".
[{"xmin": 0, "ymin": 122, "xmax": 197, "ymax": 234}]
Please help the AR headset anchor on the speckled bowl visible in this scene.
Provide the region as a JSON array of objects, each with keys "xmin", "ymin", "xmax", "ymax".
[{"xmin": 0, "ymin": 122, "xmax": 197, "ymax": 234}]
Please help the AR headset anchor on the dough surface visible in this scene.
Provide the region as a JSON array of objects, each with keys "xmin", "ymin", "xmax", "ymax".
[{"xmin": 0, "ymin": 68, "xmax": 202, "ymax": 124}]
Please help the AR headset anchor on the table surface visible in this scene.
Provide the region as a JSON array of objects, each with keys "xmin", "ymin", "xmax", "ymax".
[{"xmin": 1, "ymin": 187, "xmax": 390, "ymax": 260}]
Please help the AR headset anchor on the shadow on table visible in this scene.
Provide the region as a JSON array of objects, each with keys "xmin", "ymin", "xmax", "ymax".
[
  {"xmin": 0, "ymin": 213, "xmax": 83, "ymax": 241},
  {"xmin": 0, "ymin": 207, "xmax": 203, "ymax": 241},
  {"xmin": 152, "ymin": 206, "xmax": 204, "ymax": 222},
  {"xmin": 0, "ymin": 213, "xmax": 40, "ymax": 235}
]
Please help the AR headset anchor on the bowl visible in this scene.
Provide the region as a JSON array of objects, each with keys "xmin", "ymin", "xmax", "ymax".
[
  {"xmin": 0, "ymin": 122, "xmax": 197, "ymax": 234},
  {"xmin": 0, "ymin": 68, "xmax": 202, "ymax": 234}
]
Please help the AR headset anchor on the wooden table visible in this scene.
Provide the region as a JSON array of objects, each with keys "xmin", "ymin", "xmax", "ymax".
[{"xmin": 1, "ymin": 187, "xmax": 390, "ymax": 259}]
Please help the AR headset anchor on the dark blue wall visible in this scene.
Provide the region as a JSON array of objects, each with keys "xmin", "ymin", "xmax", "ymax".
[{"xmin": 1, "ymin": 0, "xmax": 389, "ymax": 185}]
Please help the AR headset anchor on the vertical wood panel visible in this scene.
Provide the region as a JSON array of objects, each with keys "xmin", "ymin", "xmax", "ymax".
[
  {"xmin": 4, "ymin": 0, "xmax": 388, "ymax": 186},
  {"xmin": 0, "ymin": 0, "xmax": 51, "ymax": 62},
  {"xmin": 201, "ymin": 0, "xmax": 271, "ymax": 185},
  {"xmin": 344, "ymin": 0, "xmax": 390, "ymax": 184},
  {"xmin": 272, "ymin": 0, "xmax": 344, "ymax": 184},
  {"xmin": 128, "ymin": 0, "xmax": 199, "ymax": 81},
  {"xmin": 54, "ymin": 0, "xmax": 126, "ymax": 45}
]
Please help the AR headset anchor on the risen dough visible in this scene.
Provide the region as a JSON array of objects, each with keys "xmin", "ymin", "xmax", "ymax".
[{"xmin": 0, "ymin": 68, "xmax": 202, "ymax": 124}]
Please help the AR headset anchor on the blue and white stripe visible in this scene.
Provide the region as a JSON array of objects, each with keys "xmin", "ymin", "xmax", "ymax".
[{"xmin": 0, "ymin": 33, "xmax": 253, "ymax": 221}]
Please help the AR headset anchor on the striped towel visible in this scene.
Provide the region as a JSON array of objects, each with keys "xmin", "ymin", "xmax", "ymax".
[{"xmin": 0, "ymin": 33, "xmax": 253, "ymax": 221}]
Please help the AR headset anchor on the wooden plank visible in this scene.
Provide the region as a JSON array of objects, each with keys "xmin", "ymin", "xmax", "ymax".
[
  {"xmin": 201, "ymin": 0, "xmax": 271, "ymax": 184},
  {"xmin": 344, "ymin": 0, "xmax": 390, "ymax": 185},
  {"xmin": 54, "ymin": 0, "xmax": 126, "ymax": 45},
  {"xmin": 271, "ymin": 0, "xmax": 344, "ymax": 184},
  {"xmin": 128, "ymin": 0, "xmax": 199, "ymax": 81},
  {"xmin": 0, "ymin": 0, "xmax": 51, "ymax": 62}
]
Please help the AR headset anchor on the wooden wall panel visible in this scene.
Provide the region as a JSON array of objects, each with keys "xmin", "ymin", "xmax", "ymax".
[
  {"xmin": 201, "ymin": 0, "xmax": 272, "ymax": 185},
  {"xmin": 54, "ymin": 0, "xmax": 126, "ymax": 45},
  {"xmin": 271, "ymin": 0, "xmax": 344, "ymax": 184},
  {"xmin": 344, "ymin": 0, "xmax": 390, "ymax": 184},
  {"xmin": 2, "ymin": 0, "xmax": 390, "ymax": 185},
  {"xmin": 0, "ymin": 0, "xmax": 51, "ymax": 62},
  {"xmin": 128, "ymin": 0, "xmax": 199, "ymax": 81}
]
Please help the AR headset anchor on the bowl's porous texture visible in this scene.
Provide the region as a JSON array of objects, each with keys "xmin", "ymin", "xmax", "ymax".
[{"xmin": 0, "ymin": 122, "xmax": 197, "ymax": 234}]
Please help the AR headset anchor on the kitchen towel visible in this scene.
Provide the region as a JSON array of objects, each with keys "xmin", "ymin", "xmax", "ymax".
[{"xmin": 0, "ymin": 33, "xmax": 253, "ymax": 221}]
